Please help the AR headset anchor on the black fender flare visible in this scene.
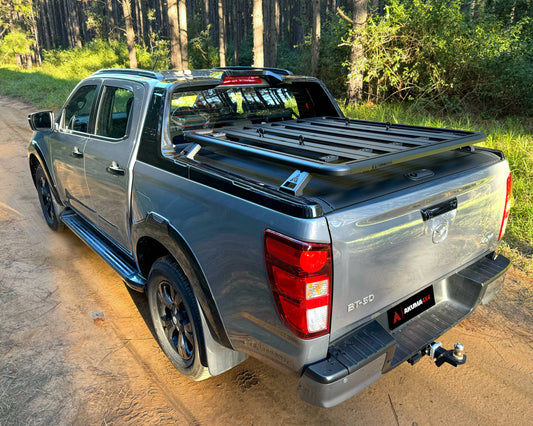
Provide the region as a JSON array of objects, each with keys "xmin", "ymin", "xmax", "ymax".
[
  {"xmin": 28, "ymin": 140, "xmax": 64, "ymax": 207},
  {"xmin": 132, "ymin": 213, "xmax": 233, "ymax": 350}
]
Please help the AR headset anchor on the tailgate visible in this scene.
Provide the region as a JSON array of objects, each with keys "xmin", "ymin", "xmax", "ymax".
[{"xmin": 327, "ymin": 159, "xmax": 510, "ymax": 340}]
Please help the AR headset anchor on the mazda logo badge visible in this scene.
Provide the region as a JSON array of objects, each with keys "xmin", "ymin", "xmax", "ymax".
[{"xmin": 432, "ymin": 223, "xmax": 449, "ymax": 244}]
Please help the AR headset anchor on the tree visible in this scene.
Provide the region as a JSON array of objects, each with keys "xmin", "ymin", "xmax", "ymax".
[
  {"xmin": 339, "ymin": 1, "xmax": 368, "ymax": 105},
  {"xmin": 264, "ymin": 0, "xmax": 279, "ymax": 67},
  {"xmin": 218, "ymin": 0, "xmax": 225, "ymax": 66},
  {"xmin": 178, "ymin": 0, "xmax": 188, "ymax": 69},
  {"xmin": 168, "ymin": 0, "xmax": 182, "ymax": 68},
  {"xmin": 121, "ymin": 0, "xmax": 137, "ymax": 68},
  {"xmin": 252, "ymin": 0, "xmax": 263, "ymax": 67},
  {"xmin": 310, "ymin": 0, "xmax": 321, "ymax": 76},
  {"xmin": 0, "ymin": 0, "xmax": 41, "ymax": 67}
]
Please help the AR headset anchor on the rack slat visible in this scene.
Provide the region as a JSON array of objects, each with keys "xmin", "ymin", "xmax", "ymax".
[
  {"xmin": 224, "ymin": 128, "xmax": 375, "ymax": 160},
  {"xmin": 304, "ymin": 116, "xmax": 464, "ymax": 140},
  {"xmin": 276, "ymin": 121, "xmax": 435, "ymax": 147},
  {"xmin": 233, "ymin": 125, "xmax": 407, "ymax": 154}
]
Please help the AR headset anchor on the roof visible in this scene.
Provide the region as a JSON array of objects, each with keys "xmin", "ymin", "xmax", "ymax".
[{"xmin": 91, "ymin": 66, "xmax": 294, "ymax": 84}]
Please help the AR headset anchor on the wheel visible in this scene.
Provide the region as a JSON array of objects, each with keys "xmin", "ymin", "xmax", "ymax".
[
  {"xmin": 147, "ymin": 256, "xmax": 211, "ymax": 381},
  {"xmin": 35, "ymin": 164, "xmax": 65, "ymax": 231}
]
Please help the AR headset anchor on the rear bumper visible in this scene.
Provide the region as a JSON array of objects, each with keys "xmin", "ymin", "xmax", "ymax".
[{"xmin": 298, "ymin": 252, "xmax": 510, "ymax": 408}]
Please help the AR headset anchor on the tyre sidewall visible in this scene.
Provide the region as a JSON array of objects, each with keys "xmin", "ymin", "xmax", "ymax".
[
  {"xmin": 147, "ymin": 257, "xmax": 209, "ymax": 380},
  {"xmin": 35, "ymin": 165, "xmax": 64, "ymax": 231}
]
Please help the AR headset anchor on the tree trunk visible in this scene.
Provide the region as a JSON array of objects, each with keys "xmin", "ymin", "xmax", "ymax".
[
  {"xmin": 39, "ymin": 0, "xmax": 51, "ymax": 50},
  {"xmin": 121, "ymin": 0, "xmax": 138, "ymax": 68},
  {"xmin": 204, "ymin": 0, "xmax": 210, "ymax": 28},
  {"xmin": 310, "ymin": 0, "xmax": 320, "ymax": 76},
  {"xmin": 342, "ymin": 0, "xmax": 368, "ymax": 106},
  {"xmin": 168, "ymin": 0, "xmax": 182, "ymax": 68},
  {"xmin": 29, "ymin": 2, "xmax": 42, "ymax": 66},
  {"xmin": 264, "ymin": 0, "xmax": 278, "ymax": 67},
  {"xmin": 178, "ymin": 0, "xmax": 188, "ymax": 68},
  {"xmin": 274, "ymin": 0, "xmax": 280, "ymax": 43},
  {"xmin": 105, "ymin": 0, "xmax": 115, "ymax": 40},
  {"xmin": 135, "ymin": 0, "xmax": 145, "ymax": 44},
  {"xmin": 232, "ymin": 0, "xmax": 240, "ymax": 65},
  {"xmin": 252, "ymin": 0, "xmax": 264, "ymax": 67},
  {"xmin": 68, "ymin": 1, "xmax": 82, "ymax": 48},
  {"xmin": 218, "ymin": 0, "xmax": 226, "ymax": 66}
]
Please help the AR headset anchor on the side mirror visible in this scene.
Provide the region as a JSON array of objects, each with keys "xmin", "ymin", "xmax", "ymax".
[{"xmin": 28, "ymin": 111, "xmax": 55, "ymax": 132}]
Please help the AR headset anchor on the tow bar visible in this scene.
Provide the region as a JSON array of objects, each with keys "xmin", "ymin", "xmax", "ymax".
[{"xmin": 408, "ymin": 342, "xmax": 467, "ymax": 367}]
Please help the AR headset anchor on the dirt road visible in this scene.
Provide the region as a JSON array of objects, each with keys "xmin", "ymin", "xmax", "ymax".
[{"xmin": 0, "ymin": 95, "xmax": 531, "ymax": 425}]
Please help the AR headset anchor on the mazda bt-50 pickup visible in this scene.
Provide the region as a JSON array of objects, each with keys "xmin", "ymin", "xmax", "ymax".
[{"xmin": 28, "ymin": 67, "xmax": 511, "ymax": 407}]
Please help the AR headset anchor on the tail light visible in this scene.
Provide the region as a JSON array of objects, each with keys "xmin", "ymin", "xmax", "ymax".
[
  {"xmin": 498, "ymin": 172, "xmax": 513, "ymax": 241},
  {"xmin": 264, "ymin": 229, "xmax": 332, "ymax": 339}
]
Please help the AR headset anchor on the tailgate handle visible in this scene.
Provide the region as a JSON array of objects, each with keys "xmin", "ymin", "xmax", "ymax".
[{"xmin": 421, "ymin": 197, "xmax": 457, "ymax": 221}]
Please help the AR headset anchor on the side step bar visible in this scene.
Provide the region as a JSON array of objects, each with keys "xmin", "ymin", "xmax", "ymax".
[{"xmin": 61, "ymin": 211, "xmax": 146, "ymax": 292}]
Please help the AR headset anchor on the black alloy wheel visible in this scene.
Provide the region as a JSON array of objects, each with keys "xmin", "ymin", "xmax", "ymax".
[
  {"xmin": 35, "ymin": 164, "xmax": 64, "ymax": 231},
  {"xmin": 156, "ymin": 280, "xmax": 195, "ymax": 366},
  {"xmin": 147, "ymin": 256, "xmax": 210, "ymax": 380}
]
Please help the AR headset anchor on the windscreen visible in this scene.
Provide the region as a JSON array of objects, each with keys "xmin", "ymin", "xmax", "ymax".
[{"xmin": 168, "ymin": 85, "xmax": 315, "ymax": 142}]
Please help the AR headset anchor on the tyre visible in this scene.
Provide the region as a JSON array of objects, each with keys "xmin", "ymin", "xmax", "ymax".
[
  {"xmin": 147, "ymin": 256, "xmax": 211, "ymax": 381},
  {"xmin": 35, "ymin": 164, "xmax": 65, "ymax": 231}
]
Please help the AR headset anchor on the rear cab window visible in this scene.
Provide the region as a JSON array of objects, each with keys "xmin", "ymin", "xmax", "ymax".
[
  {"xmin": 162, "ymin": 84, "xmax": 317, "ymax": 158},
  {"xmin": 95, "ymin": 86, "xmax": 134, "ymax": 139}
]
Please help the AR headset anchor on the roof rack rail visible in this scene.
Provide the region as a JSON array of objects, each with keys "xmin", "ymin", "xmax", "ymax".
[
  {"xmin": 214, "ymin": 66, "xmax": 293, "ymax": 76},
  {"xmin": 92, "ymin": 68, "xmax": 164, "ymax": 80},
  {"xmin": 185, "ymin": 116, "xmax": 485, "ymax": 180}
]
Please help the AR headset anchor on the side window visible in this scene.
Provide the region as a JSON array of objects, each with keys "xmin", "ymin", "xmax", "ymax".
[
  {"xmin": 95, "ymin": 86, "xmax": 134, "ymax": 139},
  {"xmin": 62, "ymin": 85, "xmax": 97, "ymax": 133}
]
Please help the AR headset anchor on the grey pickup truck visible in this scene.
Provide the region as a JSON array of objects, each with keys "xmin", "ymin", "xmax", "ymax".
[{"xmin": 28, "ymin": 67, "xmax": 511, "ymax": 407}]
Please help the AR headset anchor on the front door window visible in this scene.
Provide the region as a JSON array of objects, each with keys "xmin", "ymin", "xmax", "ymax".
[{"xmin": 61, "ymin": 85, "xmax": 97, "ymax": 133}]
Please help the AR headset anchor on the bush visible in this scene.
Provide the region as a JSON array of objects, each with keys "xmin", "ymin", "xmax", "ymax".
[
  {"xmin": 0, "ymin": 30, "xmax": 33, "ymax": 63},
  {"xmin": 353, "ymin": 0, "xmax": 533, "ymax": 115}
]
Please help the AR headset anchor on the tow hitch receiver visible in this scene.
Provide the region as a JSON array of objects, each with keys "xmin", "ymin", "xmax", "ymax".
[{"xmin": 408, "ymin": 342, "xmax": 467, "ymax": 367}]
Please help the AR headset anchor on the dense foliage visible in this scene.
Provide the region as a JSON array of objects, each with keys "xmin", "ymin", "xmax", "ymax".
[
  {"xmin": 1, "ymin": 0, "xmax": 532, "ymax": 114},
  {"xmin": 342, "ymin": 0, "xmax": 533, "ymax": 115}
]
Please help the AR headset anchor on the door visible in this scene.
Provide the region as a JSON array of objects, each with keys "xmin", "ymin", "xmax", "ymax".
[
  {"xmin": 83, "ymin": 80, "xmax": 145, "ymax": 253},
  {"xmin": 51, "ymin": 83, "xmax": 99, "ymax": 222}
]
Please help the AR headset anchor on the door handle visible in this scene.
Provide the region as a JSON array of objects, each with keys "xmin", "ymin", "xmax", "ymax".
[
  {"xmin": 106, "ymin": 161, "xmax": 125, "ymax": 176},
  {"xmin": 72, "ymin": 146, "xmax": 83, "ymax": 158}
]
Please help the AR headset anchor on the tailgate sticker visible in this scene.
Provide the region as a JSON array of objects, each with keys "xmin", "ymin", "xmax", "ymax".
[{"xmin": 387, "ymin": 286, "xmax": 435, "ymax": 330}]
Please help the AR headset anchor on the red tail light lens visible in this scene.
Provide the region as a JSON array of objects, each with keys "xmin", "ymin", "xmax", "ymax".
[
  {"xmin": 221, "ymin": 76, "xmax": 264, "ymax": 85},
  {"xmin": 264, "ymin": 230, "xmax": 332, "ymax": 339},
  {"xmin": 498, "ymin": 172, "xmax": 513, "ymax": 241}
]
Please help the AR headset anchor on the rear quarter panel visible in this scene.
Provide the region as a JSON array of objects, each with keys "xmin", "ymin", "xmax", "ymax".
[{"xmin": 131, "ymin": 161, "xmax": 331, "ymax": 372}]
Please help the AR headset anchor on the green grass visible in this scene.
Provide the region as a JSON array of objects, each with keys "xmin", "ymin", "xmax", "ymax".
[
  {"xmin": 0, "ymin": 41, "xmax": 132, "ymax": 110},
  {"xmin": 0, "ymin": 66, "xmax": 80, "ymax": 109},
  {"xmin": 0, "ymin": 56, "xmax": 530, "ymax": 260},
  {"xmin": 344, "ymin": 103, "xmax": 533, "ymax": 258}
]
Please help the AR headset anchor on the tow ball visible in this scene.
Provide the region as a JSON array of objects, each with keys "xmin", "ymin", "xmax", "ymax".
[{"xmin": 408, "ymin": 342, "xmax": 467, "ymax": 367}]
